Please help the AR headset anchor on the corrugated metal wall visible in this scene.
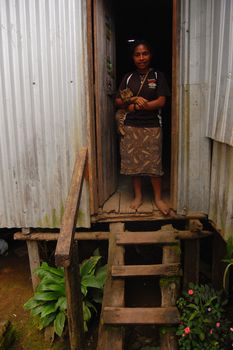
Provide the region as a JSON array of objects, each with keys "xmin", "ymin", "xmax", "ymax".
[
  {"xmin": 179, "ymin": 0, "xmax": 233, "ymax": 239},
  {"xmin": 209, "ymin": 142, "xmax": 233, "ymax": 240},
  {"xmin": 205, "ymin": 0, "xmax": 233, "ymax": 239},
  {"xmin": 0, "ymin": 0, "xmax": 90, "ymax": 228},
  {"xmin": 178, "ymin": 0, "xmax": 211, "ymax": 214},
  {"xmin": 205, "ymin": 0, "xmax": 233, "ymax": 146}
]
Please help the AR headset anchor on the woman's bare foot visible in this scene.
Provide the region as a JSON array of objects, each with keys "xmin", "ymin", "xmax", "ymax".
[
  {"xmin": 130, "ymin": 197, "xmax": 143, "ymax": 210},
  {"xmin": 155, "ymin": 199, "xmax": 170, "ymax": 216}
]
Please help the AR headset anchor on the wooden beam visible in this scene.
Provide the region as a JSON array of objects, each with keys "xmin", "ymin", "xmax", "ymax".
[
  {"xmin": 212, "ymin": 232, "xmax": 226, "ymax": 289},
  {"xmin": 112, "ymin": 263, "xmax": 181, "ymax": 277},
  {"xmin": 26, "ymin": 240, "xmax": 40, "ymax": 291},
  {"xmin": 97, "ymin": 223, "xmax": 125, "ymax": 350},
  {"xmin": 14, "ymin": 231, "xmax": 109, "ymax": 241},
  {"xmin": 103, "ymin": 307, "xmax": 180, "ymax": 325},
  {"xmin": 116, "ymin": 231, "xmax": 179, "ymax": 245},
  {"xmin": 92, "ymin": 212, "xmax": 207, "ymax": 223},
  {"xmin": 160, "ymin": 225, "xmax": 180, "ymax": 349},
  {"xmin": 183, "ymin": 240, "xmax": 200, "ymax": 287},
  {"xmin": 65, "ymin": 241, "xmax": 84, "ymax": 350},
  {"xmin": 14, "ymin": 229, "xmax": 212, "ymax": 242},
  {"xmin": 55, "ymin": 148, "xmax": 87, "ymax": 267}
]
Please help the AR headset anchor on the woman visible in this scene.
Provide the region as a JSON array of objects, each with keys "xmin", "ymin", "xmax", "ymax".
[{"xmin": 115, "ymin": 40, "xmax": 170, "ymax": 215}]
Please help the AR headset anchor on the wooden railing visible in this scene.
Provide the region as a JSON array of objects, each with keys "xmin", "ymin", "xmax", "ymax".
[{"xmin": 55, "ymin": 147, "xmax": 88, "ymax": 350}]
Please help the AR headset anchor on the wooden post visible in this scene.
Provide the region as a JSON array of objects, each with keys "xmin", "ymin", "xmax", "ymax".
[
  {"xmin": 24, "ymin": 228, "xmax": 40, "ymax": 291},
  {"xmin": 183, "ymin": 220, "xmax": 201, "ymax": 288},
  {"xmin": 212, "ymin": 231, "xmax": 226, "ymax": 290},
  {"xmin": 64, "ymin": 241, "xmax": 84, "ymax": 350},
  {"xmin": 160, "ymin": 225, "xmax": 179, "ymax": 350},
  {"xmin": 97, "ymin": 222, "xmax": 125, "ymax": 350}
]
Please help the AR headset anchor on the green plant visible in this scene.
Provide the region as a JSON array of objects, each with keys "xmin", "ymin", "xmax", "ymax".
[
  {"xmin": 176, "ymin": 283, "xmax": 233, "ymax": 350},
  {"xmin": 222, "ymin": 236, "xmax": 233, "ymax": 291},
  {"xmin": 24, "ymin": 252, "xmax": 107, "ymax": 339}
]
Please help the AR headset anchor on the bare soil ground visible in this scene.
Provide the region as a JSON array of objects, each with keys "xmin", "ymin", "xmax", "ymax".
[{"xmin": 0, "ymin": 239, "xmax": 68, "ymax": 350}]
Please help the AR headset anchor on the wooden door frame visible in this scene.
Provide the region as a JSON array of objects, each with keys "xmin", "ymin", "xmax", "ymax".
[
  {"xmin": 86, "ymin": 0, "xmax": 99, "ymax": 214},
  {"xmin": 171, "ymin": 0, "xmax": 179, "ymax": 210},
  {"xmin": 86, "ymin": 0, "xmax": 179, "ymax": 214}
]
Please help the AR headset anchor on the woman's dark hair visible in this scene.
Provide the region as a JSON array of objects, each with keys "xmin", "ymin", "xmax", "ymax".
[{"xmin": 130, "ymin": 39, "xmax": 153, "ymax": 56}]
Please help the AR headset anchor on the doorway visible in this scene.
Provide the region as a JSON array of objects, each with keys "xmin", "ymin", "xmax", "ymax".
[
  {"xmin": 90, "ymin": 0, "xmax": 176, "ymax": 213},
  {"xmin": 114, "ymin": 0, "xmax": 173, "ymax": 196}
]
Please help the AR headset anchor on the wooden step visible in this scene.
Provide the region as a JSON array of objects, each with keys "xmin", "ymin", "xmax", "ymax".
[
  {"xmin": 116, "ymin": 231, "xmax": 179, "ymax": 245},
  {"xmin": 112, "ymin": 263, "xmax": 182, "ymax": 277},
  {"xmin": 103, "ymin": 307, "xmax": 180, "ymax": 325}
]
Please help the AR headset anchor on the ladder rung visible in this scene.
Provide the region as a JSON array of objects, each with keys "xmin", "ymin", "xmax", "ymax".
[
  {"xmin": 116, "ymin": 231, "xmax": 179, "ymax": 245},
  {"xmin": 103, "ymin": 307, "xmax": 180, "ymax": 325},
  {"xmin": 112, "ymin": 263, "xmax": 182, "ymax": 277}
]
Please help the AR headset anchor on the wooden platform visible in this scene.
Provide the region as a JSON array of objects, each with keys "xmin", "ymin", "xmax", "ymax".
[{"xmin": 92, "ymin": 176, "xmax": 207, "ymax": 222}]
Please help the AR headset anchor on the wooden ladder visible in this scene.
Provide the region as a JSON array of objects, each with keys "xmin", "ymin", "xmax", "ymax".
[{"xmin": 97, "ymin": 222, "xmax": 182, "ymax": 350}]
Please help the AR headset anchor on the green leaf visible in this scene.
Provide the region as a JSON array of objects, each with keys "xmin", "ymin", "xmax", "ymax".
[
  {"xmin": 82, "ymin": 275, "xmax": 103, "ymax": 289},
  {"xmin": 38, "ymin": 312, "xmax": 57, "ymax": 330},
  {"xmin": 80, "ymin": 256, "xmax": 101, "ymax": 278},
  {"xmin": 34, "ymin": 291, "xmax": 62, "ymax": 301},
  {"xmin": 55, "ymin": 296, "xmax": 67, "ymax": 312},
  {"xmin": 93, "ymin": 247, "xmax": 101, "ymax": 256},
  {"xmin": 35, "ymin": 262, "xmax": 64, "ymax": 280},
  {"xmin": 54, "ymin": 311, "xmax": 66, "ymax": 337},
  {"xmin": 81, "ymin": 284, "xmax": 88, "ymax": 297},
  {"xmin": 83, "ymin": 303, "xmax": 92, "ymax": 322},
  {"xmin": 24, "ymin": 297, "xmax": 42, "ymax": 310},
  {"xmin": 95, "ymin": 264, "xmax": 107, "ymax": 287},
  {"xmin": 199, "ymin": 332, "xmax": 205, "ymax": 341},
  {"xmin": 36, "ymin": 283, "xmax": 65, "ymax": 295},
  {"xmin": 40, "ymin": 303, "xmax": 58, "ymax": 318},
  {"xmin": 85, "ymin": 300, "xmax": 97, "ymax": 313},
  {"xmin": 31, "ymin": 304, "xmax": 47, "ymax": 317}
]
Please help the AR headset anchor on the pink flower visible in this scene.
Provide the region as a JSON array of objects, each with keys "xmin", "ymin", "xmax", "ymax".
[
  {"xmin": 188, "ymin": 289, "xmax": 194, "ymax": 295},
  {"xmin": 230, "ymin": 327, "xmax": 233, "ymax": 332},
  {"xmin": 184, "ymin": 327, "xmax": 191, "ymax": 334},
  {"xmin": 210, "ymin": 329, "xmax": 213, "ymax": 334},
  {"xmin": 216, "ymin": 322, "xmax": 220, "ymax": 328}
]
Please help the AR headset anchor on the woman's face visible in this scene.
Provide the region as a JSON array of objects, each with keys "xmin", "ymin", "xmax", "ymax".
[{"xmin": 133, "ymin": 44, "xmax": 152, "ymax": 71}]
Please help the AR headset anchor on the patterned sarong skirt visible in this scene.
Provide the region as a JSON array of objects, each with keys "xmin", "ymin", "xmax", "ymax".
[{"xmin": 120, "ymin": 126, "xmax": 163, "ymax": 176}]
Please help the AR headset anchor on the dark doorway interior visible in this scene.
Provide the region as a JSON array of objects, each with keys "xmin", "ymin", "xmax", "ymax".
[{"xmin": 114, "ymin": 0, "xmax": 172, "ymax": 194}]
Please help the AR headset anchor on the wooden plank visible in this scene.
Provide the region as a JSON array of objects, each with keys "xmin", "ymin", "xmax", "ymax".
[
  {"xmin": 64, "ymin": 242, "xmax": 84, "ymax": 350},
  {"xmin": 103, "ymin": 307, "xmax": 180, "ymax": 325},
  {"xmin": 55, "ymin": 148, "xmax": 87, "ymax": 267},
  {"xmin": 14, "ymin": 229, "xmax": 212, "ymax": 242},
  {"xmin": 170, "ymin": 0, "xmax": 179, "ymax": 212},
  {"xmin": 97, "ymin": 223, "xmax": 125, "ymax": 350},
  {"xmin": 160, "ymin": 227, "xmax": 180, "ymax": 348},
  {"xmin": 92, "ymin": 211, "xmax": 207, "ymax": 223},
  {"xmin": 86, "ymin": 0, "xmax": 99, "ymax": 214},
  {"xmin": 183, "ymin": 239, "xmax": 200, "ymax": 287},
  {"xmin": 137, "ymin": 192, "xmax": 154, "ymax": 214},
  {"xmin": 102, "ymin": 192, "xmax": 120, "ymax": 213},
  {"xmin": 93, "ymin": 0, "xmax": 117, "ymax": 206},
  {"xmin": 26, "ymin": 240, "xmax": 40, "ymax": 291},
  {"xmin": 119, "ymin": 188, "xmax": 136, "ymax": 214},
  {"xmin": 14, "ymin": 231, "xmax": 109, "ymax": 241},
  {"xmin": 116, "ymin": 231, "xmax": 179, "ymax": 245},
  {"xmin": 112, "ymin": 263, "xmax": 181, "ymax": 277},
  {"xmin": 212, "ymin": 232, "xmax": 226, "ymax": 289}
]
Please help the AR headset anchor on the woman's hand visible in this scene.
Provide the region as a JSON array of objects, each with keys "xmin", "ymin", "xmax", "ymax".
[{"xmin": 135, "ymin": 97, "xmax": 148, "ymax": 109}]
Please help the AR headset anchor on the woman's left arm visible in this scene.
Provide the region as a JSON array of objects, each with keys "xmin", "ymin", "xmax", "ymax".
[{"xmin": 143, "ymin": 96, "xmax": 166, "ymax": 110}]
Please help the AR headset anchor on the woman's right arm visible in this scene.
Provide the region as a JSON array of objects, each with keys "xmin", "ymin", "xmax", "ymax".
[{"xmin": 115, "ymin": 97, "xmax": 136, "ymax": 112}]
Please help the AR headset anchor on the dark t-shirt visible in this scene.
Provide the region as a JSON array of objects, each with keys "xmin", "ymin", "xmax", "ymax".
[{"xmin": 117, "ymin": 69, "xmax": 170, "ymax": 127}]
